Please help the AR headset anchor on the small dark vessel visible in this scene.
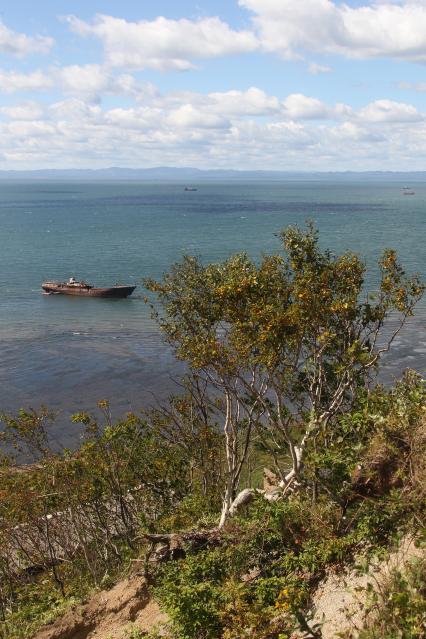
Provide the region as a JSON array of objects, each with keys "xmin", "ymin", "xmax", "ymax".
[
  {"xmin": 42, "ymin": 279, "xmax": 136, "ymax": 298},
  {"xmin": 184, "ymin": 186, "xmax": 197, "ymax": 191}
]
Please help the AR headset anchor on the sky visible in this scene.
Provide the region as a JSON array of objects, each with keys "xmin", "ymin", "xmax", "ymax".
[{"xmin": 2, "ymin": 0, "xmax": 426, "ymax": 170}]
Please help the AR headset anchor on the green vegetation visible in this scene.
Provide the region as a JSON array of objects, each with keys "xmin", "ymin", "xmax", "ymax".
[
  {"xmin": 145, "ymin": 223, "xmax": 423, "ymax": 527},
  {"xmin": 358, "ymin": 555, "xmax": 426, "ymax": 639},
  {"xmin": 0, "ymin": 407, "xmax": 193, "ymax": 637},
  {"xmin": 0, "ymin": 225, "xmax": 424, "ymax": 639},
  {"xmin": 150, "ymin": 373, "xmax": 426, "ymax": 639}
]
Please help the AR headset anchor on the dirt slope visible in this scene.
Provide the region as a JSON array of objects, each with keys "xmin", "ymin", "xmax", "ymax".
[
  {"xmin": 32, "ymin": 576, "xmax": 168, "ymax": 639},
  {"xmin": 310, "ymin": 535, "xmax": 424, "ymax": 638},
  {"xmin": 32, "ymin": 534, "xmax": 423, "ymax": 639}
]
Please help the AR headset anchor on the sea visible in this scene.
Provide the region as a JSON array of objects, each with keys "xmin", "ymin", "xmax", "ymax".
[{"xmin": 0, "ymin": 180, "xmax": 425, "ymax": 448}]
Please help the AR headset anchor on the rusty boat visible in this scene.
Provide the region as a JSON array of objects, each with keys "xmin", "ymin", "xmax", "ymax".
[{"xmin": 42, "ymin": 279, "xmax": 136, "ymax": 298}]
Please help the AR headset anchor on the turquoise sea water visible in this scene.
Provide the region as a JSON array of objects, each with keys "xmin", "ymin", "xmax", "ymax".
[{"xmin": 0, "ymin": 180, "xmax": 425, "ymax": 446}]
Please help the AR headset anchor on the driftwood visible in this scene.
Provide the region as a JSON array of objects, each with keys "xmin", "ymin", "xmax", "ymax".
[
  {"xmin": 140, "ymin": 471, "xmax": 290, "ymax": 564},
  {"xmin": 142, "ymin": 528, "xmax": 222, "ymax": 562}
]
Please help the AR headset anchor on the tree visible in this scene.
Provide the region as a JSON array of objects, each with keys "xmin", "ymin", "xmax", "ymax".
[
  {"xmin": 145, "ymin": 224, "xmax": 424, "ymax": 527},
  {"xmin": 144, "ymin": 377, "xmax": 224, "ymax": 504},
  {"xmin": 0, "ymin": 406, "xmax": 192, "ymax": 604}
]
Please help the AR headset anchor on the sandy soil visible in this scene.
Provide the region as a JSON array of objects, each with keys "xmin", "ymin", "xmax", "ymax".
[
  {"xmin": 310, "ymin": 534, "xmax": 425, "ymax": 638},
  {"xmin": 32, "ymin": 534, "xmax": 424, "ymax": 639},
  {"xmin": 32, "ymin": 576, "xmax": 168, "ymax": 639}
]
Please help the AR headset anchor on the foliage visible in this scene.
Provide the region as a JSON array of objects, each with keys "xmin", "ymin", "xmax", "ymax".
[
  {"xmin": 146, "ymin": 226, "xmax": 422, "ymax": 378},
  {"xmin": 358, "ymin": 555, "xmax": 426, "ymax": 639},
  {"xmin": 151, "ymin": 372, "xmax": 426, "ymax": 639},
  {"xmin": 0, "ymin": 405, "xmax": 192, "ymax": 636},
  {"xmin": 143, "ymin": 382, "xmax": 224, "ymax": 515},
  {"xmin": 0, "ymin": 573, "xmax": 83, "ymax": 639},
  {"xmin": 145, "ymin": 223, "xmax": 424, "ymax": 524},
  {"xmin": 0, "ymin": 386, "xmax": 422, "ymax": 639},
  {"xmin": 0, "ymin": 226, "xmax": 424, "ymax": 638},
  {"xmin": 124, "ymin": 626, "xmax": 164, "ymax": 639}
]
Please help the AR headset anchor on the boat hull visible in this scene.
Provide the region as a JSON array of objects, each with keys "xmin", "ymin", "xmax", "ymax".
[{"xmin": 42, "ymin": 284, "xmax": 136, "ymax": 298}]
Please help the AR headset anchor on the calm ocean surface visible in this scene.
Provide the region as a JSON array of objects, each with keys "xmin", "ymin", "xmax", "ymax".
[{"xmin": 0, "ymin": 180, "xmax": 425, "ymax": 446}]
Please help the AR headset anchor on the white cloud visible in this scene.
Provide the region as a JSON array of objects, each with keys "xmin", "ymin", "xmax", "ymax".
[
  {"xmin": 166, "ymin": 104, "xmax": 229, "ymax": 129},
  {"xmin": 398, "ymin": 81, "xmax": 426, "ymax": 91},
  {"xmin": 282, "ymin": 93, "xmax": 352, "ymax": 120},
  {"xmin": 5, "ymin": 120, "xmax": 55, "ymax": 138},
  {"xmin": 0, "ymin": 19, "xmax": 53, "ymax": 57},
  {"xmin": 0, "ymin": 69, "xmax": 53, "ymax": 93},
  {"xmin": 283, "ymin": 94, "xmax": 331, "ymax": 119},
  {"xmin": 49, "ymin": 98, "xmax": 102, "ymax": 121},
  {"xmin": 327, "ymin": 121, "xmax": 385, "ymax": 144},
  {"xmin": 358, "ymin": 99, "xmax": 423, "ymax": 122},
  {"xmin": 0, "ymin": 101, "xmax": 44, "ymax": 120},
  {"xmin": 1, "ymin": 88, "xmax": 426, "ymax": 171},
  {"xmin": 65, "ymin": 14, "xmax": 258, "ymax": 71},
  {"xmin": 239, "ymin": 0, "xmax": 426, "ymax": 63},
  {"xmin": 102, "ymin": 87, "xmax": 279, "ymax": 131},
  {"xmin": 57, "ymin": 64, "xmax": 111, "ymax": 96},
  {"xmin": 104, "ymin": 107, "xmax": 161, "ymax": 131},
  {"xmin": 207, "ymin": 87, "xmax": 280, "ymax": 116},
  {"xmin": 0, "ymin": 64, "xmax": 157, "ymax": 103},
  {"xmin": 308, "ymin": 62, "xmax": 332, "ymax": 75},
  {"xmin": 159, "ymin": 87, "xmax": 280, "ymax": 118}
]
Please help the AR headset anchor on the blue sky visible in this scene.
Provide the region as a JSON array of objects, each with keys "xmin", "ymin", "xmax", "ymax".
[{"xmin": 1, "ymin": 0, "xmax": 426, "ymax": 170}]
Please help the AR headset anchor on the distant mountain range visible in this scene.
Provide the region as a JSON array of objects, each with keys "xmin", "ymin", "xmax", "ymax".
[{"xmin": 0, "ymin": 167, "xmax": 425, "ymax": 181}]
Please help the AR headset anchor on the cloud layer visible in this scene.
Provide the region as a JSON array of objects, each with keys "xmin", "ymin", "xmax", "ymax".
[
  {"xmin": 240, "ymin": 0, "xmax": 426, "ymax": 62},
  {"xmin": 65, "ymin": 14, "xmax": 258, "ymax": 71},
  {"xmin": 63, "ymin": 3, "xmax": 426, "ymax": 69},
  {"xmin": 1, "ymin": 78, "xmax": 426, "ymax": 170},
  {"xmin": 0, "ymin": 19, "xmax": 53, "ymax": 57},
  {"xmin": 1, "ymin": 4, "xmax": 426, "ymax": 169}
]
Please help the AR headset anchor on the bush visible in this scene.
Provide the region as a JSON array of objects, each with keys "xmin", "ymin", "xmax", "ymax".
[{"xmin": 359, "ymin": 555, "xmax": 426, "ymax": 639}]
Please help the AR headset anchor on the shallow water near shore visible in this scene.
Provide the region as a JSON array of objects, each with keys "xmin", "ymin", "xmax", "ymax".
[{"xmin": 0, "ymin": 180, "xmax": 425, "ymax": 446}]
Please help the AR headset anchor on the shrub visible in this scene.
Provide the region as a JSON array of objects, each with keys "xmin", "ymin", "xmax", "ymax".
[{"xmin": 358, "ymin": 555, "xmax": 426, "ymax": 639}]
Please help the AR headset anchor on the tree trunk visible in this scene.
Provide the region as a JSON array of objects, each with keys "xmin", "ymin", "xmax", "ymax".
[{"xmin": 218, "ymin": 478, "xmax": 234, "ymax": 529}]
